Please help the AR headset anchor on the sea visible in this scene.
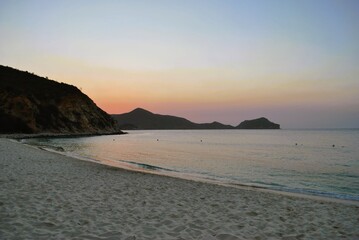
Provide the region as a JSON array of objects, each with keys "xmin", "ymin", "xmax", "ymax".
[{"xmin": 23, "ymin": 129, "xmax": 359, "ymax": 201}]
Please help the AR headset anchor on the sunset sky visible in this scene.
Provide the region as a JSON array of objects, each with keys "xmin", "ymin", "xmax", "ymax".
[{"xmin": 1, "ymin": 0, "xmax": 358, "ymax": 128}]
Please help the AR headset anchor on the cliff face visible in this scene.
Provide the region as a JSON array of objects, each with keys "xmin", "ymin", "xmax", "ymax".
[
  {"xmin": 236, "ymin": 117, "xmax": 280, "ymax": 129},
  {"xmin": 0, "ymin": 65, "xmax": 119, "ymax": 134}
]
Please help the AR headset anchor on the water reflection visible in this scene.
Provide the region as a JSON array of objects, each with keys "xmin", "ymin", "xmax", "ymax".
[{"xmin": 23, "ymin": 130, "xmax": 359, "ymax": 200}]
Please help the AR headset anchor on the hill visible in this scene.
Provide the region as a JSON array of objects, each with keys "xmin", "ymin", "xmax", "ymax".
[
  {"xmin": 0, "ymin": 65, "xmax": 120, "ymax": 134},
  {"xmin": 112, "ymin": 108, "xmax": 234, "ymax": 130},
  {"xmin": 236, "ymin": 117, "xmax": 280, "ymax": 129},
  {"xmin": 113, "ymin": 108, "xmax": 280, "ymax": 130}
]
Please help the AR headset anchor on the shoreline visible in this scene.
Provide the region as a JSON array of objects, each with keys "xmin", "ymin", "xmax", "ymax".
[
  {"xmin": 18, "ymin": 135, "xmax": 359, "ymax": 206},
  {"xmin": 0, "ymin": 131, "xmax": 127, "ymax": 140},
  {"xmin": 1, "ymin": 138, "xmax": 358, "ymax": 239},
  {"xmin": 21, "ymin": 139, "xmax": 359, "ymax": 206}
]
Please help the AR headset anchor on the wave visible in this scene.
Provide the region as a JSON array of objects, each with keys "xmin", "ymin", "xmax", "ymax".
[
  {"xmin": 117, "ymin": 160, "xmax": 177, "ymax": 172},
  {"xmin": 283, "ymin": 188, "xmax": 359, "ymax": 201}
]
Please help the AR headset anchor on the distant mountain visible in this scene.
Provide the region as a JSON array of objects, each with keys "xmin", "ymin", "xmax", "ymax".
[
  {"xmin": 0, "ymin": 65, "xmax": 120, "ymax": 134},
  {"xmin": 112, "ymin": 108, "xmax": 280, "ymax": 130},
  {"xmin": 112, "ymin": 108, "xmax": 234, "ymax": 130},
  {"xmin": 236, "ymin": 117, "xmax": 280, "ymax": 129}
]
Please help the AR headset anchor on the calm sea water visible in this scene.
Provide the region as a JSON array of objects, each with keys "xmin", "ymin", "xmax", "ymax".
[{"xmin": 23, "ymin": 130, "xmax": 359, "ymax": 201}]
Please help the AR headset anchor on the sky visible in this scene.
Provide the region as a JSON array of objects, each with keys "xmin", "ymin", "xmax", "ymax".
[{"xmin": 1, "ymin": 0, "xmax": 359, "ymax": 128}]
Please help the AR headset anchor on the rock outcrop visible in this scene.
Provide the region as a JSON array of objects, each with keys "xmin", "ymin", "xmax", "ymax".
[
  {"xmin": 236, "ymin": 117, "xmax": 280, "ymax": 129},
  {"xmin": 0, "ymin": 65, "xmax": 119, "ymax": 134}
]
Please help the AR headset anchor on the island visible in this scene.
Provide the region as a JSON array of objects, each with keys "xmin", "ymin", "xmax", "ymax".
[
  {"xmin": 112, "ymin": 108, "xmax": 280, "ymax": 130},
  {"xmin": 236, "ymin": 117, "xmax": 280, "ymax": 129}
]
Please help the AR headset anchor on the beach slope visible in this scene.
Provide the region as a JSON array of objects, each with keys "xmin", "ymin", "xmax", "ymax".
[{"xmin": 0, "ymin": 138, "xmax": 358, "ymax": 239}]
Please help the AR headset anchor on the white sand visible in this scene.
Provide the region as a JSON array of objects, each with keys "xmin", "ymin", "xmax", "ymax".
[{"xmin": 0, "ymin": 138, "xmax": 358, "ymax": 240}]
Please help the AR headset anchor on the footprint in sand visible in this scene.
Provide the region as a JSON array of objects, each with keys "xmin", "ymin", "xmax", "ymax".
[{"xmin": 246, "ymin": 211, "xmax": 258, "ymax": 217}]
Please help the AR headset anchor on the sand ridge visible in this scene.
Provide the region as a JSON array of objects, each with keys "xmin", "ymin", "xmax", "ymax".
[{"xmin": 0, "ymin": 138, "xmax": 358, "ymax": 239}]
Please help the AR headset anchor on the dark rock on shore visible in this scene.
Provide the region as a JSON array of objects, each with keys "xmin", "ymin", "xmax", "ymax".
[{"xmin": 0, "ymin": 65, "xmax": 120, "ymax": 134}]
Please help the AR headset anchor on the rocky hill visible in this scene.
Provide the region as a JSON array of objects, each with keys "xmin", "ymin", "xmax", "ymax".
[
  {"xmin": 113, "ymin": 108, "xmax": 280, "ymax": 130},
  {"xmin": 236, "ymin": 117, "xmax": 280, "ymax": 129},
  {"xmin": 112, "ymin": 108, "xmax": 234, "ymax": 130},
  {"xmin": 0, "ymin": 65, "xmax": 120, "ymax": 134}
]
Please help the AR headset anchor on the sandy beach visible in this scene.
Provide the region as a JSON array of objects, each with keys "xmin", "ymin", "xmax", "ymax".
[{"xmin": 0, "ymin": 138, "xmax": 358, "ymax": 240}]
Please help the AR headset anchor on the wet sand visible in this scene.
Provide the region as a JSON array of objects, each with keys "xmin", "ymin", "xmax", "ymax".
[{"xmin": 0, "ymin": 138, "xmax": 358, "ymax": 239}]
